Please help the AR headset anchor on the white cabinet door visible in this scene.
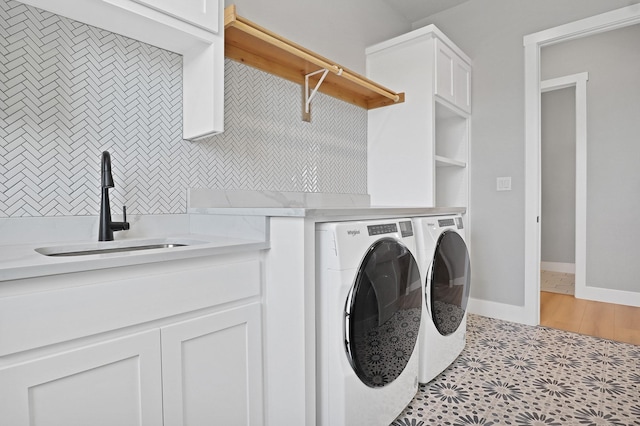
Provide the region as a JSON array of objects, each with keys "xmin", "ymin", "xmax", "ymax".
[
  {"xmin": 435, "ymin": 40, "xmax": 456, "ymax": 105},
  {"xmin": 454, "ymin": 59, "xmax": 471, "ymax": 113},
  {"xmin": 162, "ymin": 303, "xmax": 264, "ymax": 426},
  {"xmin": 132, "ymin": 0, "xmax": 219, "ymax": 33},
  {"xmin": 0, "ymin": 330, "xmax": 163, "ymax": 426},
  {"xmin": 435, "ymin": 39, "xmax": 472, "ymax": 113}
]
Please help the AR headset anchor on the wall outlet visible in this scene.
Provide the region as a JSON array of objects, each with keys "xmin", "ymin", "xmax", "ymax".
[{"xmin": 497, "ymin": 177, "xmax": 512, "ymax": 191}]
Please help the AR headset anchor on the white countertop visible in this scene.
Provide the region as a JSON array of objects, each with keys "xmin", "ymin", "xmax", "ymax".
[
  {"xmin": 0, "ymin": 234, "xmax": 268, "ymax": 282},
  {"xmin": 189, "ymin": 206, "xmax": 466, "ymax": 221},
  {"xmin": 187, "ymin": 189, "xmax": 465, "ymax": 221}
]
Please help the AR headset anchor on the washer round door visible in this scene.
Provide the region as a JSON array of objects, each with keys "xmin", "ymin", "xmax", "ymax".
[
  {"xmin": 344, "ymin": 238, "xmax": 422, "ymax": 388},
  {"xmin": 428, "ymin": 230, "xmax": 471, "ymax": 336}
]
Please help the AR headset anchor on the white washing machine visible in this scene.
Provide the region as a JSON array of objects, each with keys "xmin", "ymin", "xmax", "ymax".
[
  {"xmin": 412, "ymin": 214, "xmax": 470, "ymax": 384},
  {"xmin": 315, "ymin": 218, "xmax": 422, "ymax": 426}
]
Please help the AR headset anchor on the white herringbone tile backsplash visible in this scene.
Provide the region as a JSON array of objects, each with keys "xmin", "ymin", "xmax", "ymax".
[{"xmin": 0, "ymin": 0, "xmax": 367, "ymax": 218}]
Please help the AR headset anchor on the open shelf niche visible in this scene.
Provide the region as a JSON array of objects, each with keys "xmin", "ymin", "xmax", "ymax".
[{"xmin": 435, "ymin": 100, "xmax": 469, "ymax": 208}]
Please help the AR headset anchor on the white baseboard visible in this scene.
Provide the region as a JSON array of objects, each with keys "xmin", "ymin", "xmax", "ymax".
[
  {"xmin": 467, "ymin": 283, "xmax": 640, "ymax": 327},
  {"xmin": 468, "ymin": 297, "xmax": 536, "ymax": 326},
  {"xmin": 575, "ymin": 285, "xmax": 640, "ymax": 307},
  {"xmin": 540, "ymin": 262, "xmax": 575, "ymax": 274}
]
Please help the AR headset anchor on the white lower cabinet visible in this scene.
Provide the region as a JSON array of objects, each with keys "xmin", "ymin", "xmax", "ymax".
[
  {"xmin": 0, "ymin": 304, "xmax": 263, "ymax": 426},
  {"xmin": 0, "ymin": 330, "xmax": 164, "ymax": 426},
  {"xmin": 162, "ymin": 303, "xmax": 264, "ymax": 426},
  {"xmin": 0, "ymin": 256, "xmax": 264, "ymax": 426}
]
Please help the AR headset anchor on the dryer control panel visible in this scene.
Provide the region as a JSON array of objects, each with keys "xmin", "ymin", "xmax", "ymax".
[
  {"xmin": 437, "ymin": 218, "xmax": 455, "ymax": 227},
  {"xmin": 438, "ymin": 217, "xmax": 464, "ymax": 230}
]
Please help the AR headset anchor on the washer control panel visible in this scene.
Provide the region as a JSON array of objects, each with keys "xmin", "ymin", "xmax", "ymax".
[
  {"xmin": 367, "ymin": 223, "xmax": 397, "ymax": 236},
  {"xmin": 366, "ymin": 221, "xmax": 414, "ymax": 237}
]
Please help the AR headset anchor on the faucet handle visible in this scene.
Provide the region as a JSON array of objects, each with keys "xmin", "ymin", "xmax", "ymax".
[{"xmin": 121, "ymin": 205, "xmax": 130, "ymax": 231}]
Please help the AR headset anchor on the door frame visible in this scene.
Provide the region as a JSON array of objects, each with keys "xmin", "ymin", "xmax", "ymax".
[
  {"xmin": 540, "ymin": 73, "xmax": 588, "ymax": 301},
  {"xmin": 523, "ymin": 4, "xmax": 640, "ymax": 325}
]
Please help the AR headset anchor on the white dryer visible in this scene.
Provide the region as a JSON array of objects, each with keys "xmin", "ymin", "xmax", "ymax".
[
  {"xmin": 315, "ymin": 218, "xmax": 422, "ymax": 426},
  {"xmin": 412, "ymin": 214, "xmax": 470, "ymax": 384}
]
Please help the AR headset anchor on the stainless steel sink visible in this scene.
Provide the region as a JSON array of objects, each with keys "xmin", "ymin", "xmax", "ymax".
[
  {"xmin": 42, "ymin": 243, "xmax": 187, "ymax": 257},
  {"xmin": 35, "ymin": 239, "xmax": 205, "ymax": 257}
]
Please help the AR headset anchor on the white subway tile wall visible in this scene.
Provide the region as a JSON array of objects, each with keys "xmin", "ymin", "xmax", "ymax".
[{"xmin": 0, "ymin": 0, "xmax": 367, "ymax": 218}]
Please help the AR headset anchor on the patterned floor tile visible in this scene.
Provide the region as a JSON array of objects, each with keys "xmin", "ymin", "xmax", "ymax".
[
  {"xmin": 391, "ymin": 314, "xmax": 639, "ymax": 426},
  {"xmin": 454, "ymin": 380, "xmax": 499, "ymax": 414},
  {"xmin": 607, "ymin": 341, "xmax": 640, "ymax": 371},
  {"xmin": 455, "ymin": 355, "xmax": 500, "ymax": 382}
]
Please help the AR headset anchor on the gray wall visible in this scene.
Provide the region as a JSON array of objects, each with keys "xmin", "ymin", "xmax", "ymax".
[
  {"xmin": 410, "ymin": 0, "xmax": 640, "ymax": 305},
  {"xmin": 542, "ymin": 24, "xmax": 640, "ymax": 293},
  {"xmin": 541, "ymin": 88, "xmax": 576, "ymax": 265}
]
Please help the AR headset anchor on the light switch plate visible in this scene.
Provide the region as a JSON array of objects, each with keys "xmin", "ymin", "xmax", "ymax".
[{"xmin": 497, "ymin": 177, "xmax": 512, "ymax": 191}]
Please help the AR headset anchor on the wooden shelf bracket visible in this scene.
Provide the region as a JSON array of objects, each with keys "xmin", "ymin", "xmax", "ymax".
[{"xmin": 303, "ymin": 68, "xmax": 332, "ymax": 121}]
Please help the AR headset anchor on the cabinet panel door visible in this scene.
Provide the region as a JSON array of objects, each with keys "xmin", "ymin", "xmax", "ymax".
[
  {"xmin": 454, "ymin": 59, "xmax": 472, "ymax": 113},
  {"xmin": 435, "ymin": 39, "xmax": 472, "ymax": 113},
  {"xmin": 435, "ymin": 40, "xmax": 455, "ymax": 104},
  {"xmin": 132, "ymin": 0, "xmax": 219, "ymax": 33},
  {"xmin": 0, "ymin": 330, "xmax": 163, "ymax": 426},
  {"xmin": 162, "ymin": 303, "xmax": 264, "ymax": 426}
]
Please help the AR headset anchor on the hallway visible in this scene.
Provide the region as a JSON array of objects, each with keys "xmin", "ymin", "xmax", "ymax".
[{"xmin": 540, "ymin": 291, "xmax": 640, "ymax": 345}]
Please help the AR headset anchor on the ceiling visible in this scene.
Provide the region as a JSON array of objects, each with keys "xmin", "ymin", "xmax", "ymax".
[{"xmin": 381, "ymin": 0, "xmax": 471, "ymax": 22}]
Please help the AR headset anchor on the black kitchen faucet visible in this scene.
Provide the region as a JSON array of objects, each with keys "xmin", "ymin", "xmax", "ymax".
[{"xmin": 99, "ymin": 151, "xmax": 130, "ymax": 241}]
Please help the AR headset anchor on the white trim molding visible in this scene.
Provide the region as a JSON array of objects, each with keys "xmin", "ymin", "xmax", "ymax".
[
  {"xmin": 540, "ymin": 262, "xmax": 576, "ymax": 274},
  {"xmin": 523, "ymin": 4, "xmax": 640, "ymax": 325},
  {"xmin": 468, "ymin": 298, "xmax": 532, "ymax": 326},
  {"xmin": 577, "ymin": 286, "xmax": 640, "ymax": 308}
]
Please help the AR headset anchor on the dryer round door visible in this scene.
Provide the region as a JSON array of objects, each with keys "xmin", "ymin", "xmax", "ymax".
[
  {"xmin": 428, "ymin": 230, "xmax": 471, "ymax": 336},
  {"xmin": 344, "ymin": 238, "xmax": 422, "ymax": 388}
]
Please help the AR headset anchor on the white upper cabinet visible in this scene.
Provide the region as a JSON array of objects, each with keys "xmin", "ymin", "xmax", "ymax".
[
  {"xmin": 366, "ymin": 25, "xmax": 472, "ymax": 210},
  {"xmin": 132, "ymin": 0, "xmax": 219, "ymax": 33},
  {"xmin": 15, "ymin": 0, "xmax": 224, "ymax": 140}
]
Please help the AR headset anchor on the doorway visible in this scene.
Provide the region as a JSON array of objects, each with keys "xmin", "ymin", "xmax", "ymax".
[
  {"xmin": 539, "ymin": 73, "xmax": 588, "ymax": 303},
  {"xmin": 523, "ymin": 5, "xmax": 640, "ymax": 325},
  {"xmin": 541, "ymin": 86, "xmax": 576, "ymax": 296}
]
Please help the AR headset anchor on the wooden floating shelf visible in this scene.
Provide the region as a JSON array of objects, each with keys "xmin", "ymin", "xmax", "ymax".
[{"xmin": 224, "ymin": 5, "xmax": 405, "ymax": 110}]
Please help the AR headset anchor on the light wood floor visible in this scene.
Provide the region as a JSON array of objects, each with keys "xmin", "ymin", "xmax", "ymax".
[{"xmin": 540, "ymin": 291, "xmax": 640, "ymax": 345}]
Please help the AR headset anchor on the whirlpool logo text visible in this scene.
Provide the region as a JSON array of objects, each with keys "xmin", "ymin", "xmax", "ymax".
[{"xmin": 346, "ymin": 230, "xmax": 360, "ymax": 236}]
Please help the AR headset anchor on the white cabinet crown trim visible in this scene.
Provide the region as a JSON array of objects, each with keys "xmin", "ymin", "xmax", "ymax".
[{"xmin": 366, "ymin": 24, "xmax": 471, "ymax": 65}]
